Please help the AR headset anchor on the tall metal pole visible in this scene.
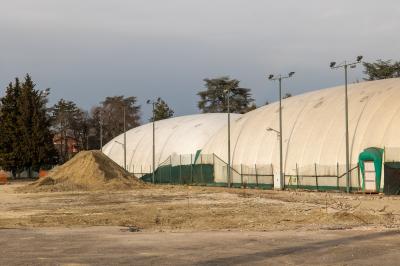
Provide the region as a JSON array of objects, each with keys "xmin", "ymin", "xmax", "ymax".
[
  {"xmin": 123, "ymin": 107, "xmax": 127, "ymax": 171},
  {"xmin": 268, "ymin": 72, "xmax": 295, "ymax": 190},
  {"xmin": 279, "ymin": 77, "xmax": 284, "ymax": 189},
  {"xmin": 344, "ymin": 63, "xmax": 350, "ymax": 193},
  {"xmin": 227, "ymin": 89, "xmax": 231, "ymax": 187},
  {"xmin": 330, "ymin": 56, "xmax": 362, "ymax": 193},
  {"xmin": 152, "ymin": 102, "xmax": 155, "ymax": 184},
  {"xmin": 100, "ymin": 112, "xmax": 103, "ymax": 152}
]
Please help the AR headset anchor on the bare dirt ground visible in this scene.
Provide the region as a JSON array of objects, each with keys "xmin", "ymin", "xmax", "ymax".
[
  {"xmin": 2, "ymin": 227, "xmax": 400, "ymax": 265},
  {"xmin": 2, "ymin": 181, "xmax": 400, "ymax": 265}
]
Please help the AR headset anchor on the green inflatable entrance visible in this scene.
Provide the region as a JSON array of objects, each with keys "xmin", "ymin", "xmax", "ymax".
[{"xmin": 358, "ymin": 147, "xmax": 383, "ymax": 192}]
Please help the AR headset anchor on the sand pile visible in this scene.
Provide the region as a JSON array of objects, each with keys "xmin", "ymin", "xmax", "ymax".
[{"xmin": 23, "ymin": 150, "xmax": 146, "ymax": 192}]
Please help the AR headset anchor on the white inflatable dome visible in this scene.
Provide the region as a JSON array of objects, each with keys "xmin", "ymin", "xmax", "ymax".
[
  {"xmin": 201, "ymin": 78, "xmax": 400, "ymax": 184},
  {"xmin": 102, "ymin": 113, "xmax": 241, "ymax": 174}
]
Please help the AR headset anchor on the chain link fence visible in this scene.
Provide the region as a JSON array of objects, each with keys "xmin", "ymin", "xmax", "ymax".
[{"xmin": 138, "ymin": 153, "xmax": 361, "ymax": 191}]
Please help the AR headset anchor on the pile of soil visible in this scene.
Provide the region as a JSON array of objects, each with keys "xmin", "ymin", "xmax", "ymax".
[{"xmin": 21, "ymin": 150, "xmax": 146, "ymax": 192}]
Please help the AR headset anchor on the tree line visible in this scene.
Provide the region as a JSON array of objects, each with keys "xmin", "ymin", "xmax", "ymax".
[{"xmin": 0, "ymin": 59, "xmax": 399, "ymax": 175}]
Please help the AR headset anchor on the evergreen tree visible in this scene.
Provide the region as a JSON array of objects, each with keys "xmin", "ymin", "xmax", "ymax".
[
  {"xmin": 363, "ymin": 59, "xmax": 400, "ymax": 80},
  {"xmin": 150, "ymin": 97, "xmax": 174, "ymax": 122},
  {"xmin": 0, "ymin": 79, "xmax": 22, "ymax": 176},
  {"xmin": 50, "ymin": 99, "xmax": 83, "ymax": 162},
  {"xmin": 197, "ymin": 77, "xmax": 255, "ymax": 114},
  {"xmin": 0, "ymin": 75, "xmax": 57, "ymax": 177},
  {"xmin": 17, "ymin": 75, "xmax": 58, "ymax": 175}
]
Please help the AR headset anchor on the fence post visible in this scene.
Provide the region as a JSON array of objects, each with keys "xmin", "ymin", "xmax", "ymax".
[
  {"xmin": 314, "ymin": 163, "xmax": 318, "ymax": 191},
  {"xmin": 296, "ymin": 163, "xmax": 299, "ymax": 189},
  {"xmin": 200, "ymin": 155, "xmax": 204, "ymax": 185},
  {"xmin": 255, "ymin": 164, "xmax": 259, "ymax": 188},
  {"xmin": 336, "ymin": 162, "xmax": 339, "ymax": 190},
  {"xmin": 357, "ymin": 164, "xmax": 361, "ymax": 191},
  {"xmin": 190, "ymin": 154, "xmax": 193, "ymax": 184},
  {"xmin": 271, "ymin": 163, "xmax": 274, "ymax": 187},
  {"xmin": 169, "ymin": 156, "xmax": 172, "ymax": 184},
  {"xmin": 179, "ymin": 155, "xmax": 182, "ymax": 184},
  {"xmin": 212, "ymin": 154, "xmax": 215, "ymax": 183},
  {"xmin": 240, "ymin": 164, "xmax": 243, "ymax": 187}
]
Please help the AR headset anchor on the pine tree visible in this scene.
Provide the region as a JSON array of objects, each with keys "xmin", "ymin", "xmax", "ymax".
[
  {"xmin": 17, "ymin": 75, "xmax": 58, "ymax": 176},
  {"xmin": 0, "ymin": 79, "xmax": 22, "ymax": 176},
  {"xmin": 0, "ymin": 75, "xmax": 57, "ymax": 177},
  {"xmin": 50, "ymin": 99, "xmax": 82, "ymax": 162},
  {"xmin": 150, "ymin": 97, "xmax": 174, "ymax": 122},
  {"xmin": 363, "ymin": 59, "xmax": 400, "ymax": 80},
  {"xmin": 197, "ymin": 77, "xmax": 255, "ymax": 114}
]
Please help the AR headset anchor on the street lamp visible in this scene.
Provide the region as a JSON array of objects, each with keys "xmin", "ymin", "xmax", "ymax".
[
  {"xmin": 330, "ymin": 55, "xmax": 363, "ymax": 193},
  {"xmin": 114, "ymin": 140, "xmax": 126, "ymax": 170},
  {"xmin": 268, "ymin": 72, "xmax": 295, "ymax": 190},
  {"xmin": 99, "ymin": 111, "xmax": 103, "ymax": 152},
  {"xmin": 123, "ymin": 107, "xmax": 127, "ymax": 171},
  {"xmin": 222, "ymin": 83, "xmax": 232, "ymax": 187},
  {"xmin": 146, "ymin": 99, "xmax": 156, "ymax": 184}
]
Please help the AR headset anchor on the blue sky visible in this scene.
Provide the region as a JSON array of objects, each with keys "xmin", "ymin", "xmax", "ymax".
[{"xmin": 0, "ymin": 0, "xmax": 399, "ymax": 122}]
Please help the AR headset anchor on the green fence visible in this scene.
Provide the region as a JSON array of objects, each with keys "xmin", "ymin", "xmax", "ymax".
[
  {"xmin": 142, "ymin": 164, "xmax": 214, "ymax": 185},
  {"xmin": 284, "ymin": 163, "xmax": 361, "ymax": 192},
  {"xmin": 139, "ymin": 153, "xmax": 274, "ymax": 188},
  {"xmin": 137, "ymin": 153, "xmax": 361, "ymax": 192}
]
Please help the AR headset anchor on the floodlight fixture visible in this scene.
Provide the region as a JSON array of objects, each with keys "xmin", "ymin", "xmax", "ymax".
[
  {"xmin": 288, "ymin": 72, "xmax": 295, "ymax": 77},
  {"xmin": 350, "ymin": 65, "xmax": 357, "ymax": 69},
  {"xmin": 330, "ymin": 62, "xmax": 336, "ymax": 68},
  {"xmin": 268, "ymin": 74, "xmax": 274, "ymax": 80},
  {"xmin": 356, "ymin": 55, "xmax": 363, "ymax": 62},
  {"xmin": 146, "ymin": 99, "xmax": 151, "ymax": 104}
]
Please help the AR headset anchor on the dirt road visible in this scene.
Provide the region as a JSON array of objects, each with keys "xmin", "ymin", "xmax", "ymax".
[
  {"xmin": 2, "ymin": 181, "xmax": 400, "ymax": 265},
  {"xmin": 1, "ymin": 227, "xmax": 400, "ymax": 265}
]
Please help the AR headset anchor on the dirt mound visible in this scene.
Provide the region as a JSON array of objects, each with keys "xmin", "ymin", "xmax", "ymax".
[{"xmin": 21, "ymin": 150, "xmax": 146, "ymax": 192}]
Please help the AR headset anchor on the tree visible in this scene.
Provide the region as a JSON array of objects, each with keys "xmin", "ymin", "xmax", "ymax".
[
  {"xmin": 363, "ymin": 59, "xmax": 400, "ymax": 80},
  {"xmin": 0, "ymin": 79, "xmax": 22, "ymax": 176},
  {"xmin": 197, "ymin": 77, "xmax": 255, "ymax": 114},
  {"xmin": 0, "ymin": 75, "xmax": 58, "ymax": 177},
  {"xmin": 91, "ymin": 96, "xmax": 141, "ymax": 146},
  {"xmin": 283, "ymin": 93, "xmax": 292, "ymax": 99},
  {"xmin": 51, "ymin": 99, "xmax": 93, "ymax": 158},
  {"xmin": 150, "ymin": 97, "xmax": 174, "ymax": 122},
  {"xmin": 50, "ymin": 99, "xmax": 82, "ymax": 162}
]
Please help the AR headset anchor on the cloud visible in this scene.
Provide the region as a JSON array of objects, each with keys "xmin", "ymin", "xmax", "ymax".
[{"xmin": 0, "ymin": 0, "xmax": 399, "ymax": 120}]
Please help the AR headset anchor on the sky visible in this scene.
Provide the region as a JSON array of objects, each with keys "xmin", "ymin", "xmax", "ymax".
[{"xmin": 0, "ymin": 0, "xmax": 399, "ymax": 122}]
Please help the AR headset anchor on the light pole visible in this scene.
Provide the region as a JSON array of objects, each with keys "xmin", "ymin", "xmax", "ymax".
[
  {"xmin": 123, "ymin": 107, "xmax": 127, "ymax": 171},
  {"xmin": 114, "ymin": 140, "xmax": 126, "ymax": 170},
  {"xmin": 330, "ymin": 55, "xmax": 363, "ymax": 193},
  {"xmin": 268, "ymin": 72, "xmax": 295, "ymax": 190},
  {"xmin": 146, "ymin": 99, "xmax": 156, "ymax": 184},
  {"xmin": 99, "ymin": 111, "xmax": 103, "ymax": 152},
  {"xmin": 222, "ymin": 83, "xmax": 232, "ymax": 187}
]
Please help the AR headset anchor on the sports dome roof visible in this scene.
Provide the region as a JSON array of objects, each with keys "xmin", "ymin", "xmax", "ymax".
[
  {"xmin": 201, "ymin": 78, "xmax": 400, "ymax": 177},
  {"xmin": 102, "ymin": 113, "xmax": 241, "ymax": 173}
]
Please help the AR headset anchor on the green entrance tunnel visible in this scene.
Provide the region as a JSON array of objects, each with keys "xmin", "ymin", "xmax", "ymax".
[{"xmin": 359, "ymin": 147, "xmax": 384, "ymax": 193}]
